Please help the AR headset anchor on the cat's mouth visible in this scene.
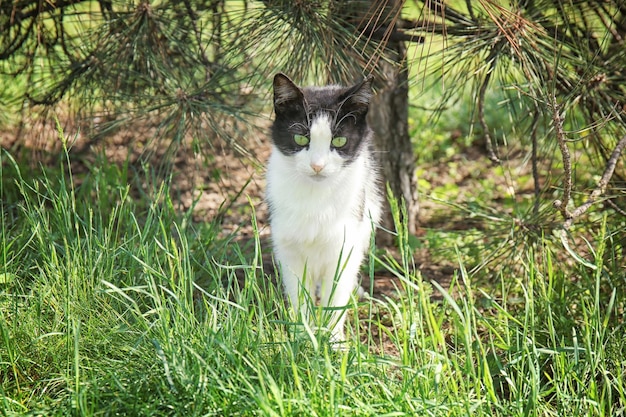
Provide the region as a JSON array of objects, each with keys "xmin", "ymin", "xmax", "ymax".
[
  {"xmin": 308, "ymin": 172, "xmax": 329, "ymax": 182},
  {"xmin": 309, "ymin": 174, "xmax": 326, "ymax": 182}
]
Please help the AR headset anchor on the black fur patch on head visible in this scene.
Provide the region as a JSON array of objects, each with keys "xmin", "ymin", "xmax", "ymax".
[{"xmin": 271, "ymin": 73, "xmax": 373, "ymax": 162}]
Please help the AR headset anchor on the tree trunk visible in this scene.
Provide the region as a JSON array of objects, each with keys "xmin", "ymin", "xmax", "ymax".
[
  {"xmin": 368, "ymin": 42, "xmax": 418, "ymax": 243},
  {"xmin": 335, "ymin": 0, "xmax": 419, "ymax": 242}
]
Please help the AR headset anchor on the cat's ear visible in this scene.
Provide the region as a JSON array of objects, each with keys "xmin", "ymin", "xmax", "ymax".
[
  {"xmin": 273, "ymin": 73, "xmax": 305, "ymax": 115},
  {"xmin": 341, "ymin": 76, "xmax": 373, "ymax": 114}
]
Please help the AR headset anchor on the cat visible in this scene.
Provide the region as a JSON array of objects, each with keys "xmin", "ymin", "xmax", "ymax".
[{"xmin": 266, "ymin": 73, "xmax": 382, "ymax": 344}]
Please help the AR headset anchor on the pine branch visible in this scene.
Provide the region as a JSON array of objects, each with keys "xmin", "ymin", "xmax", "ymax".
[
  {"xmin": 1, "ymin": 0, "xmax": 95, "ymax": 63},
  {"xmin": 1, "ymin": 0, "xmax": 88, "ymax": 23},
  {"xmin": 478, "ymin": 52, "xmax": 500, "ymax": 164},
  {"xmin": 420, "ymin": 0, "xmax": 475, "ymax": 25},
  {"xmin": 361, "ymin": 24, "xmax": 424, "ymax": 43}
]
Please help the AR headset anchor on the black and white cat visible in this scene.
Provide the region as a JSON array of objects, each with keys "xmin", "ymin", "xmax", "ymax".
[{"xmin": 266, "ymin": 73, "xmax": 382, "ymax": 344}]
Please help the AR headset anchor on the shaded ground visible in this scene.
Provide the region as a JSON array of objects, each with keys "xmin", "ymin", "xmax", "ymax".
[{"xmin": 1, "ymin": 114, "xmax": 462, "ymax": 292}]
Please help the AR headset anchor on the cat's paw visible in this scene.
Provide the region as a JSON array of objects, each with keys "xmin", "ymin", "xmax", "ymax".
[
  {"xmin": 356, "ymin": 285, "xmax": 370, "ymax": 300},
  {"xmin": 331, "ymin": 341, "xmax": 349, "ymax": 351},
  {"xmin": 329, "ymin": 332, "xmax": 349, "ymax": 351}
]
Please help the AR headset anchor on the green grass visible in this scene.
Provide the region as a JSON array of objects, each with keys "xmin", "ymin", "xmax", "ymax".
[{"xmin": 1, "ymin": 128, "xmax": 625, "ymax": 416}]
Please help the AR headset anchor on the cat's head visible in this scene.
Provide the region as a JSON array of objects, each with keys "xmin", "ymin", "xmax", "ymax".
[{"xmin": 271, "ymin": 73, "xmax": 373, "ymax": 181}]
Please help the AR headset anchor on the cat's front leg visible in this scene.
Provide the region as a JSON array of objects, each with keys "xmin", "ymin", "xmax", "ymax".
[
  {"xmin": 275, "ymin": 250, "xmax": 317, "ymax": 331},
  {"xmin": 319, "ymin": 250, "xmax": 364, "ymax": 345}
]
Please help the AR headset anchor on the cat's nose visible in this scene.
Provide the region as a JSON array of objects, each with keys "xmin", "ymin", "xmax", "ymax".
[{"xmin": 310, "ymin": 162, "xmax": 325, "ymax": 173}]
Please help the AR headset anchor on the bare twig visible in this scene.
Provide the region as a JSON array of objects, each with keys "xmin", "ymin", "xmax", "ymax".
[
  {"xmin": 553, "ymin": 122, "xmax": 626, "ymax": 269},
  {"xmin": 530, "ymin": 103, "xmax": 541, "ymax": 216},
  {"xmin": 563, "ymin": 133, "xmax": 626, "ymax": 229},
  {"xmin": 550, "ymin": 94, "xmax": 572, "ymax": 220},
  {"xmin": 606, "ymin": 198, "xmax": 626, "ymax": 217}
]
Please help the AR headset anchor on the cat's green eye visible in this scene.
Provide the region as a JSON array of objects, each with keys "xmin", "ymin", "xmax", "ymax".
[
  {"xmin": 331, "ymin": 136, "xmax": 347, "ymax": 148},
  {"xmin": 294, "ymin": 134, "xmax": 310, "ymax": 146}
]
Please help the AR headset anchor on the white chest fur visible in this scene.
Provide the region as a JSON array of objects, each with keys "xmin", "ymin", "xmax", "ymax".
[{"xmin": 267, "ymin": 151, "xmax": 369, "ymax": 239}]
